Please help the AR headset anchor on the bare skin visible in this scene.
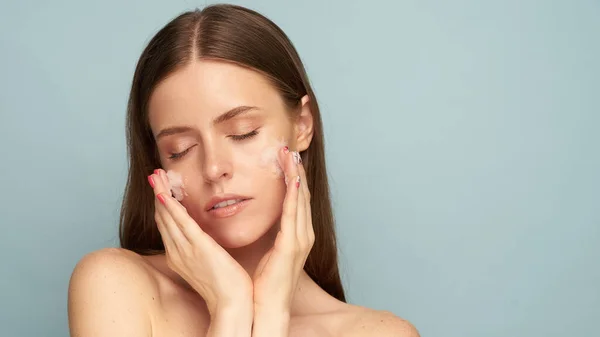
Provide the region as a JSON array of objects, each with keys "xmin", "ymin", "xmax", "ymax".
[
  {"xmin": 69, "ymin": 248, "xmax": 417, "ymax": 337},
  {"xmin": 67, "ymin": 60, "xmax": 419, "ymax": 337}
]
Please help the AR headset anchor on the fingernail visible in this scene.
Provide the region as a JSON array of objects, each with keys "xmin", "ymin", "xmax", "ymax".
[
  {"xmin": 283, "ymin": 146, "xmax": 289, "ymax": 154},
  {"xmin": 295, "ymin": 175, "xmax": 301, "ymax": 188},
  {"xmin": 157, "ymin": 194, "xmax": 166, "ymax": 205},
  {"xmin": 148, "ymin": 175, "xmax": 155, "ymax": 188},
  {"xmin": 154, "ymin": 169, "xmax": 160, "ymax": 175}
]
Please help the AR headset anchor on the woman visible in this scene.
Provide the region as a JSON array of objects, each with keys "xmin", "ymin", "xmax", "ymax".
[{"xmin": 68, "ymin": 4, "xmax": 419, "ymax": 337}]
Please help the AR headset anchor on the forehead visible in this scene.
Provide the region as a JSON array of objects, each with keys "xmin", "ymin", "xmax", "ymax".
[{"xmin": 148, "ymin": 59, "xmax": 284, "ymax": 124}]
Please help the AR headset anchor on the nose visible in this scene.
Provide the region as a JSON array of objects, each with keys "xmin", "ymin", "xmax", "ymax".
[{"xmin": 202, "ymin": 140, "xmax": 233, "ymax": 184}]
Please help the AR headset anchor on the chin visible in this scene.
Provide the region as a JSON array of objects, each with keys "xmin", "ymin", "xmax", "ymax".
[
  {"xmin": 182, "ymin": 181, "xmax": 286, "ymax": 249},
  {"xmin": 193, "ymin": 205, "xmax": 280, "ymax": 249},
  {"xmin": 212, "ymin": 231, "xmax": 267, "ymax": 249},
  {"xmin": 206, "ymin": 221, "xmax": 277, "ymax": 249}
]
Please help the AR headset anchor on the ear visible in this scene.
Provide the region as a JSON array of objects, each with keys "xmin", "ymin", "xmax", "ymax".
[{"xmin": 294, "ymin": 95, "xmax": 314, "ymax": 152}]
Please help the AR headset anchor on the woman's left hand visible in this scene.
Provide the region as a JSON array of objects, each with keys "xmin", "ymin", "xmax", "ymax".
[{"xmin": 252, "ymin": 147, "xmax": 315, "ymax": 329}]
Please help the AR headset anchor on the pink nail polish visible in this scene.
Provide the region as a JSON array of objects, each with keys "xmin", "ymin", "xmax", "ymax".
[
  {"xmin": 157, "ymin": 194, "xmax": 166, "ymax": 205},
  {"xmin": 148, "ymin": 175, "xmax": 155, "ymax": 188},
  {"xmin": 283, "ymin": 146, "xmax": 289, "ymax": 153},
  {"xmin": 295, "ymin": 175, "xmax": 301, "ymax": 188}
]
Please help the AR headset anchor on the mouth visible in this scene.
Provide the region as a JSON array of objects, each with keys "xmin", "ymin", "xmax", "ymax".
[
  {"xmin": 210, "ymin": 198, "xmax": 248, "ymax": 210},
  {"xmin": 205, "ymin": 195, "xmax": 252, "ymax": 218}
]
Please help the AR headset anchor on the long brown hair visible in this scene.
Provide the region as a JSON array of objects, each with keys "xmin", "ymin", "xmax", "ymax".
[{"xmin": 119, "ymin": 4, "xmax": 345, "ymax": 302}]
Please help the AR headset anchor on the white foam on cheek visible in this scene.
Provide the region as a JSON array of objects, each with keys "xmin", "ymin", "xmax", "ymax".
[
  {"xmin": 166, "ymin": 170, "xmax": 188, "ymax": 201},
  {"xmin": 259, "ymin": 137, "xmax": 287, "ymax": 177}
]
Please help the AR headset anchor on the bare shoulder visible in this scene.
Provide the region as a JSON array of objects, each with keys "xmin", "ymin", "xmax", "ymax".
[
  {"xmin": 69, "ymin": 247, "xmax": 157, "ymax": 292},
  {"xmin": 338, "ymin": 305, "xmax": 420, "ymax": 337},
  {"xmin": 68, "ymin": 248, "xmax": 158, "ymax": 336}
]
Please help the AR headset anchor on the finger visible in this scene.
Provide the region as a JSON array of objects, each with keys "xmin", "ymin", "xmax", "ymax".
[
  {"xmin": 295, "ymin": 157, "xmax": 307, "ymax": 244},
  {"xmin": 156, "ymin": 170, "xmax": 208, "ymax": 245},
  {"xmin": 157, "ymin": 205, "xmax": 190, "ymax": 256},
  {"xmin": 277, "ymin": 146, "xmax": 299, "ymax": 185},
  {"xmin": 154, "ymin": 168, "xmax": 176, "ymax": 199},
  {"xmin": 154, "ymin": 205, "xmax": 176, "ymax": 253},
  {"xmin": 150, "ymin": 171, "xmax": 190, "ymax": 249},
  {"xmin": 149, "ymin": 173, "xmax": 172, "ymax": 245},
  {"xmin": 278, "ymin": 147, "xmax": 300, "ymax": 242},
  {"xmin": 151, "ymin": 169, "xmax": 170, "ymax": 198},
  {"xmin": 296, "ymin": 183, "xmax": 306, "ymax": 243},
  {"xmin": 157, "ymin": 168, "xmax": 172, "ymax": 190},
  {"xmin": 298, "ymin": 163, "xmax": 314, "ymax": 245}
]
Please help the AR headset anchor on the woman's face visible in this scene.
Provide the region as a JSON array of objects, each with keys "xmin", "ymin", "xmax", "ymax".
[{"xmin": 148, "ymin": 60, "xmax": 312, "ymax": 249}]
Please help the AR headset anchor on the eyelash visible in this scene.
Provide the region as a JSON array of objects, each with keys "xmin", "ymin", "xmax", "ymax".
[
  {"xmin": 168, "ymin": 129, "xmax": 260, "ymax": 160},
  {"xmin": 168, "ymin": 147, "xmax": 192, "ymax": 160},
  {"xmin": 229, "ymin": 129, "xmax": 259, "ymax": 141}
]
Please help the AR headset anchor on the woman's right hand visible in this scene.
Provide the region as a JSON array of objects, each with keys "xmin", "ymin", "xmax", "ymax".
[{"xmin": 148, "ymin": 169, "xmax": 253, "ymax": 319}]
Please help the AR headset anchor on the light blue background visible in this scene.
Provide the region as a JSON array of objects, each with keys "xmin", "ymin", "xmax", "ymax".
[{"xmin": 1, "ymin": 1, "xmax": 598, "ymax": 336}]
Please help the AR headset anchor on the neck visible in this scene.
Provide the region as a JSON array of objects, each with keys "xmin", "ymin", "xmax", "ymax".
[
  {"xmin": 224, "ymin": 223, "xmax": 338, "ymax": 316},
  {"xmin": 225, "ymin": 223, "xmax": 279, "ymax": 278}
]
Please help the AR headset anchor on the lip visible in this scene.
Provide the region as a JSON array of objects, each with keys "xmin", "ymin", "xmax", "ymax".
[
  {"xmin": 207, "ymin": 198, "xmax": 251, "ymax": 218},
  {"xmin": 204, "ymin": 194, "xmax": 251, "ymax": 212}
]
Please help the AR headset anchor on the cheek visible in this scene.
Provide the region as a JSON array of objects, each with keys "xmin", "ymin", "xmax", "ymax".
[
  {"xmin": 253, "ymin": 142, "xmax": 289, "ymax": 214},
  {"xmin": 231, "ymin": 135, "xmax": 288, "ymax": 182},
  {"xmin": 250, "ymin": 166, "xmax": 288, "ymax": 221},
  {"xmin": 235, "ymin": 137, "xmax": 288, "ymax": 205},
  {"xmin": 256, "ymin": 137, "xmax": 287, "ymax": 177}
]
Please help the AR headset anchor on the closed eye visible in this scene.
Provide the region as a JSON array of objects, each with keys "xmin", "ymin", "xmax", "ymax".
[
  {"xmin": 229, "ymin": 129, "xmax": 259, "ymax": 141},
  {"xmin": 168, "ymin": 145, "xmax": 196, "ymax": 160},
  {"xmin": 167, "ymin": 129, "xmax": 259, "ymax": 160}
]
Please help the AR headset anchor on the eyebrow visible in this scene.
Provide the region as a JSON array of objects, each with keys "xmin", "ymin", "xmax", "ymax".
[
  {"xmin": 213, "ymin": 105, "xmax": 258, "ymax": 125},
  {"xmin": 154, "ymin": 105, "xmax": 258, "ymax": 140}
]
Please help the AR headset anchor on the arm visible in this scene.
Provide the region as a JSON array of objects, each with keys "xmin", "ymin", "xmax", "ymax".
[
  {"xmin": 67, "ymin": 248, "xmax": 152, "ymax": 337},
  {"xmin": 150, "ymin": 170, "xmax": 255, "ymax": 337},
  {"xmin": 207, "ymin": 302, "xmax": 254, "ymax": 337},
  {"xmin": 251, "ymin": 306, "xmax": 290, "ymax": 337},
  {"xmin": 250, "ymin": 149, "xmax": 309, "ymax": 337}
]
